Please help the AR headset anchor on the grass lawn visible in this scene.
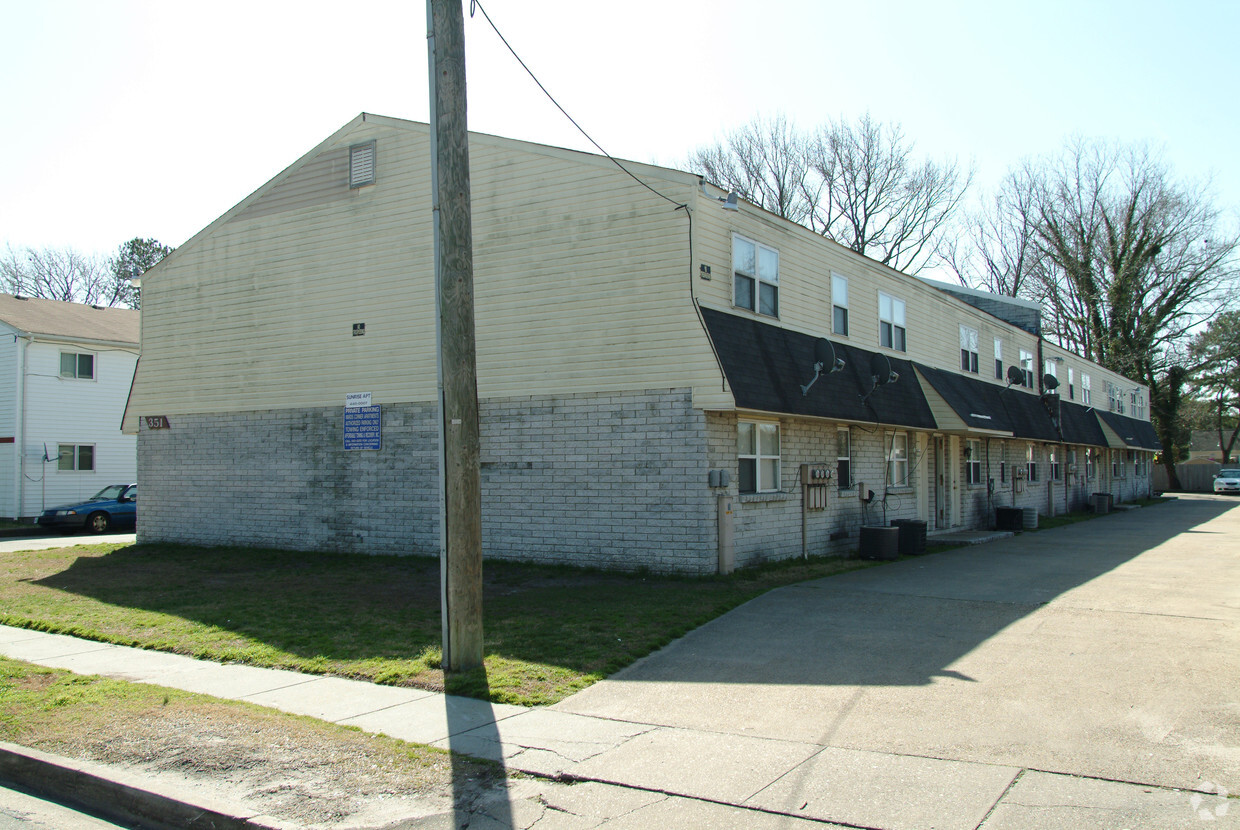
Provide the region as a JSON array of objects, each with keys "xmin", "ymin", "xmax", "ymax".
[{"xmin": 0, "ymin": 542, "xmax": 876, "ymax": 706}]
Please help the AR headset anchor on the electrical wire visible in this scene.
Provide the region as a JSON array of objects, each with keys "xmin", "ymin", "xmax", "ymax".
[{"xmin": 468, "ymin": 0, "xmax": 685, "ymax": 209}]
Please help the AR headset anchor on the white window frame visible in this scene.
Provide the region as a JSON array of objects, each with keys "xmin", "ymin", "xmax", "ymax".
[
  {"xmin": 1068, "ymin": 367, "xmax": 1075, "ymax": 400},
  {"xmin": 1019, "ymin": 349, "xmax": 1034, "ymax": 389},
  {"xmin": 733, "ymin": 235, "xmax": 779, "ymax": 318},
  {"xmin": 57, "ymin": 443, "xmax": 95, "ymax": 472},
  {"xmin": 878, "ymin": 292, "xmax": 906, "ymax": 352},
  {"xmin": 1026, "ymin": 444, "xmax": 1039, "ymax": 482},
  {"xmin": 1049, "ymin": 447, "xmax": 1061, "ymax": 481},
  {"xmin": 1082, "ymin": 373, "xmax": 1092, "ymax": 405},
  {"xmin": 887, "ymin": 432, "xmax": 909, "ymax": 487},
  {"xmin": 831, "ymin": 273, "xmax": 849, "ymax": 336},
  {"xmin": 836, "ymin": 427, "xmax": 852, "ymax": 489},
  {"xmin": 1112, "ymin": 449, "xmax": 1125, "ymax": 478},
  {"xmin": 994, "ymin": 338, "xmax": 1003, "ymax": 380},
  {"xmin": 966, "ymin": 439, "xmax": 982, "ymax": 485},
  {"xmin": 60, "ymin": 351, "xmax": 96, "ymax": 380},
  {"xmin": 960, "ymin": 326, "xmax": 979, "ymax": 374},
  {"xmin": 1132, "ymin": 390, "xmax": 1146, "ymax": 419},
  {"xmin": 738, "ymin": 420, "xmax": 781, "ymax": 493}
]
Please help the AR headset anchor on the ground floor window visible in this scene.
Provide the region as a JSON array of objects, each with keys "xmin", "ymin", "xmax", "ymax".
[
  {"xmin": 888, "ymin": 432, "xmax": 909, "ymax": 487},
  {"xmin": 836, "ymin": 427, "xmax": 852, "ymax": 489},
  {"xmin": 57, "ymin": 443, "xmax": 95, "ymax": 471},
  {"xmin": 1026, "ymin": 444, "xmax": 1038, "ymax": 482},
  {"xmin": 1050, "ymin": 447, "xmax": 1061, "ymax": 481},
  {"xmin": 1135, "ymin": 452, "xmax": 1147, "ymax": 477},
  {"xmin": 1112, "ymin": 450, "xmax": 1125, "ymax": 479},
  {"xmin": 966, "ymin": 439, "xmax": 982, "ymax": 485},
  {"xmin": 738, "ymin": 421, "xmax": 780, "ymax": 493}
]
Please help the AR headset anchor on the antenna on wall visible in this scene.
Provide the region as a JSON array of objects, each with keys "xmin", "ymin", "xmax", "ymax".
[{"xmin": 800, "ymin": 338, "xmax": 846, "ymax": 396}]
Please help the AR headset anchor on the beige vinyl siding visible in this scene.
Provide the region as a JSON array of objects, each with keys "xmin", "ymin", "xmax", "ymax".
[{"xmin": 126, "ymin": 117, "xmax": 727, "ymax": 427}]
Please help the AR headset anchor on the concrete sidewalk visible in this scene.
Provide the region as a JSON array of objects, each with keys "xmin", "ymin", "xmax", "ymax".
[{"xmin": 2, "ymin": 496, "xmax": 1238, "ymax": 828}]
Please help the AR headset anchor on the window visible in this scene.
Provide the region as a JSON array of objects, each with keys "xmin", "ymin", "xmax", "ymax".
[
  {"xmin": 887, "ymin": 432, "xmax": 909, "ymax": 487},
  {"xmin": 733, "ymin": 235, "xmax": 779, "ymax": 317},
  {"xmin": 1019, "ymin": 350, "xmax": 1034, "ymax": 388},
  {"xmin": 1082, "ymin": 373, "xmax": 1092, "ymax": 405},
  {"xmin": 1112, "ymin": 450, "xmax": 1125, "ymax": 478},
  {"xmin": 1086, "ymin": 449, "xmax": 1095, "ymax": 480},
  {"xmin": 999, "ymin": 443, "xmax": 1007, "ymax": 483},
  {"xmin": 1135, "ymin": 451, "xmax": 1147, "ymax": 476},
  {"xmin": 831, "ymin": 274, "xmax": 849, "ymax": 336},
  {"xmin": 879, "ymin": 292, "xmax": 906, "ymax": 352},
  {"xmin": 836, "ymin": 427, "xmax": 852, "ymax": 489},
  {"xmin": 966, "ymin": 439, "xmax": 982, "ymax": 485},
  {"xmin": 738, "ymin": 421, "xmax": 780, "ymax": 493},
  {"xmin": 1049, "ymin": 447, "xmax": 1061, "ymax": 480},
  {"xmin": 349, "ymin": 140, "xmax": 376, "ymax": 188},
  {"xmin": 1132, "ymin": 390, "xmax": 1146, "ymax": 419},
  {"xmin": 1026, "ymin": 444, "xmax": 1038, "ymax": 482},
  {"xmin": 1044, "ymin": 359, "xmax": 1058, "ymax": 388},
  {"xmin": 1068, "ymin": 449, "xmax": 1078, "ymax": 478},
  {"xmin": 57, "ymin": 444, "xmax": 94, "ymax": 471},
  {"xmin": 60, "ymin": 352, "xmax": 95, "ymax": 380},
  {"xmin": 994, "ymin": 338, "xmax": 1003, "ymax": 380},
  {"xmin": 960, "ymin": 326, "xmax": 979, "ymax": 373},
  {"xmin": 1068, "ymin": 367, "xmax": 1075, "ymax": 400}
]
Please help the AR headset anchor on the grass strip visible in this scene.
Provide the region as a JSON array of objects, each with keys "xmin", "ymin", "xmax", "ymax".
[{"xmin": 0, "ymin": 542, "xmax": 873, "ymax": 705}]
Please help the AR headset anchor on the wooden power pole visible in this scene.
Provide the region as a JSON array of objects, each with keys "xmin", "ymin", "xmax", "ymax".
[{"xmin": 428, "ymin": 0, "xmax": 483, "ymax": 671}]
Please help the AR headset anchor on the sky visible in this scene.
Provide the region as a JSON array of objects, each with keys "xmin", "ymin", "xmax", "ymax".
[{"xmin": 2, "ymin": 0, "xmax": 1238, "ymax": 262}]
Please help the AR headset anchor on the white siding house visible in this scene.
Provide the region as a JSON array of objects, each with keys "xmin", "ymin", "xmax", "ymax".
[
  {"xmin": 1, "ymin": 295, "xmax": 139, "ymax": 519},
  {"xmin": 124, "ymin": 114, "xmax": 1157, "ymax": 572}
]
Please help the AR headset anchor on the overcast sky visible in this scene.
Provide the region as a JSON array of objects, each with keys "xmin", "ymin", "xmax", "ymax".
[{"xmin": 3, "ymin": 0, "xmax": 1237, "ymax": 262}]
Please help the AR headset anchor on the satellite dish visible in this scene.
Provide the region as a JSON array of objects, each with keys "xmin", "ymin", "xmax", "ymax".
[
  {"xmin": 869, "ymin": 352, "xmax": 898, "ymax": 386},
  {"xmin": 800, "ymin": 338, "xmax": 846, "ymax": 396},
  {"xmin": 1042, "ymin": 373, "xmax": 1060, "ymax": 391},
  {"xmin": 1006, "ymin": 365, "xmax": 1025, "ymax": 386}
]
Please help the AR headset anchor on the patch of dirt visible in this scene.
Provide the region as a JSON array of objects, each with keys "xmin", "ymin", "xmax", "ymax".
[{"xmin": 32, "ymin": 702, "xmax": 508, "ymax": 827}]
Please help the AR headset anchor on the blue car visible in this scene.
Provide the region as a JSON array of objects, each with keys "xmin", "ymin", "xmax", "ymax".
[{"xmin": 37, "ymin": 483, "xmax": 138, "ymax": 534}]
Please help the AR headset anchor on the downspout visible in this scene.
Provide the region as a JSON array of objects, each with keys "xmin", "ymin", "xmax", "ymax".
[{"xmin": 15, "ymin": 335, "xmax": 29, "ymax": 520}]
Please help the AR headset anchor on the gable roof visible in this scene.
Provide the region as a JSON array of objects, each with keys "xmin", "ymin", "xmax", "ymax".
[
  {"xmin": 1096, "ymin": 410, "xmax": 1162, "ymax": 450},
  {"xmin": 0, "ymin": 294, "xmax": 139, "ymax": 345}
]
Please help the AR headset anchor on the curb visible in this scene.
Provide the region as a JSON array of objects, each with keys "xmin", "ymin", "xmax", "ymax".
[{"xmin": 0, "ymin": 741, "xmax": 296, "ymax": 830}]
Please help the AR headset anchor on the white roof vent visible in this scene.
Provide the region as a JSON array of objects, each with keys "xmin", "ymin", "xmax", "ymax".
[{"xmin": 349, "ymin": 141, "xmax": 376, "ymax": 188}]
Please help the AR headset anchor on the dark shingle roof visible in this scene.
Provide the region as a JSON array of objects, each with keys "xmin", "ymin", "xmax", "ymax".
[
  {"xmin": 700, "ymin": 308, "xmax": 936, "ymax": 429},
  {"xmin": 1097, "ymin": 411, "xmax": 1162, "ymax": 450}
]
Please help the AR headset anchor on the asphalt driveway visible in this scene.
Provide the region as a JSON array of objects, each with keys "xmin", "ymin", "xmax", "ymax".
[{"xmin": 556, "ymin": 494, "xmax": 1240, "ymax": 799}]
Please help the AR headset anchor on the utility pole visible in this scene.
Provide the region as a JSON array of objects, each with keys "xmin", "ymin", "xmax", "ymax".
[{"xmin": 428, "ymin": 0, "xmax": 483, "ymax": 671}]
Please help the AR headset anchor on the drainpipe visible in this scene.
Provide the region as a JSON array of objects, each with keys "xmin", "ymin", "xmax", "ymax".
[{"xmin": 15, "ymin": 335, "xmax": 29, "ymax": 520}]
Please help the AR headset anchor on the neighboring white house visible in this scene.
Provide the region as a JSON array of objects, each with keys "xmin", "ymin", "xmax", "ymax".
[{"xmin": 0, "ymin": 294, "xmax": 139, "ymax": 519}]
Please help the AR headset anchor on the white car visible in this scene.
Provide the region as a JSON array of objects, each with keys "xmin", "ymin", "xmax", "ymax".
[{"xmin": 1214, "ymin": 469, "xmax": 1240, "ymax": 494}]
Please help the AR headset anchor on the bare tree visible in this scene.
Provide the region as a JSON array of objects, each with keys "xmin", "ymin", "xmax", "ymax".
[
  {"xmin": 808, "ymin": 114, "xmax": 972, "ymax": 273},
  {"xmin": 946, "ymin": 165, "xmax": 1047, "ymax": 298},
  {"xmin": 1, "ymin": 239, "xmax": 172, "ymax": 308},
  {"xmin": 1188, "ymin": 310, "xmax": 1240, "ymax": 463},
  {"xmin": 688, "ymin": 113, "xmax": 971, "ymax": 274}
]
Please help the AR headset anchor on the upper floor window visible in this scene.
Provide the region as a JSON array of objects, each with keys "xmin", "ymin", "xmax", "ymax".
[
  {"xmin": 733, "ymin": 235, "xmax": 779, "ymax": 317},
  {"xmin": 831, "ymin": 274, "xmax": 849, "ymax": 336},
  {"xmin": 994, "ymin": 338, "xmax": 1003, "ymax": 380},
  {"xmin": 1044, "ymin": 359, "xmax": 1058, "ymax": 386},
  {"xmin": 878, "ymin": 292, "xmax": 906, "ymax": 352},
  {"xmin": 960, "ymin": 326, "xmax": 979, "ymax": 374},
  {"xmin": 57, "ymin": 443, "xmax": 95, "ymax": 471},
  {"xmin": 1107, "ymin": 382, "xmax": 1126, "ymax": 414},
  {"xmin": 1132, "ymin": 390, "xmax": 1146, "ymax": 419},
  {"xmin": 738, "ymin": 420, "xmax": 780, "ymax": 493},
  {"xmin": 888, "ymin": 432, "xmax": 909, "ymax": 486},
  {"xmin": 966, "ymin": 439, "xmax": 982, "ymax": 485},
  {"xmin": 1082, "ymin": 373, "xmax": 1092, "ymax": 405},
  {"xmin": 60, "ymin": 352, "xmax": 95, "ymax": 380},
  {"xmin": 1019, "ymin": 350, "xmax": 1034, "ymax": 389},
  {"xmin": 1068, "ymin": 367, "xmax": 1075, "ymax": 400}
]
